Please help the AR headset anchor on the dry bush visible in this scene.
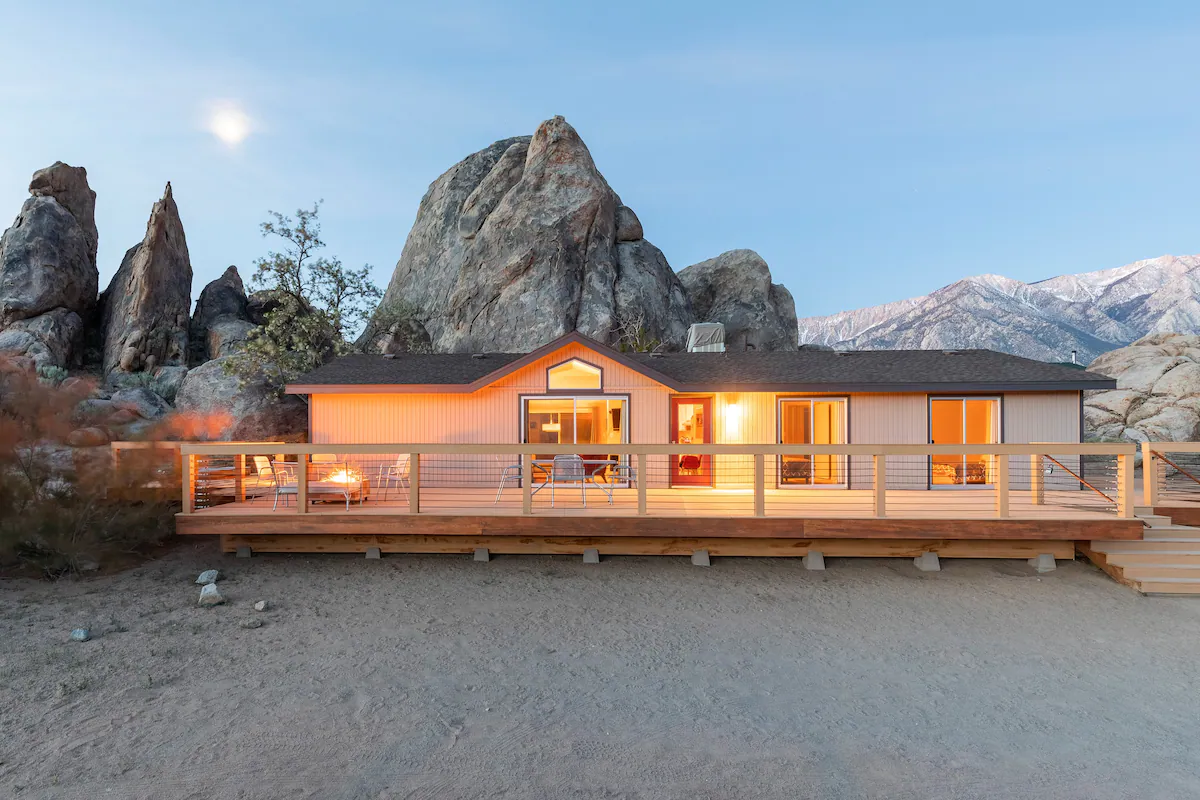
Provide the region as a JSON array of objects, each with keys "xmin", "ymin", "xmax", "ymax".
[{"xmin": 0, "ymin": 358, "xmax": 178, "ymax": 577}]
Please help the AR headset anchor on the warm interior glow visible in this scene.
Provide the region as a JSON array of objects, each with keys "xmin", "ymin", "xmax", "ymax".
[
  {"xmin": 547, "ymin": 360, "xmax": 602, "ymax": 391},
  {"xmin": 779, "ymin": 398, "xmax": 846, "ymax": 485},
  {"xmin": 724, "ymin": 402, "xmax": 742, "ymax": 441},
  {"xmin": 930, "ymin": 398, "xmax": 999, "ymax": 485}
]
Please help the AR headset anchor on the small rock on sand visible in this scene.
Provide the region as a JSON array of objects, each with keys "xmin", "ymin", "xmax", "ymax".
[
  {"xmin": 195, "ymin": 569, "xmax": 220, "ymax": 585},
  {"xmin": 239, "ymin": 618, "xmax": 263, "ymax": 629},
  {"xmin": 253, "ymin": 600, "xmax": 268, "ymax": 612},
  {"xmin": 69, "ymin": 628, "xmax": 91, "ymax": 642},
  {"xmin": 198, "ymin": 584, "xmax": 225, "ymax": 607}
]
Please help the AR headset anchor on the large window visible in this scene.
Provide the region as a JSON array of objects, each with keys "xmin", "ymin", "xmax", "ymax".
[
  {"xmin": 547, "ymin": 359, "xmax": 602, "ymax": 391},
  {"xmin": 929, "ymin": 397, "xmax": 1000, "ymax": 486},
  {"xmin": 523, "ymin": 396, "xmax": 627, "ymax": 447},
  {"xmin": 777, "ymin": 397, "xmax": 848, "ymax": 487}
]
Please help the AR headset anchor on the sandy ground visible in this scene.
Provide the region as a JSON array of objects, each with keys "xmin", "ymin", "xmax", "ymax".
[{"xmin": 3, "ymin": 542, "xmax": 1200, "ymax": 800}]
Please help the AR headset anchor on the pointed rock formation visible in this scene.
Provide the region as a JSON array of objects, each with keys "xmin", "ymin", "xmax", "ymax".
[
  {"xmin": 677, "ymin": 250, "xmax": 798, "ymax": 352},
  {"xmin": 100, "ymin": 183, "xmax": 192, "ymax": 375},
  {"xmin": 188, "ymin": 265, "xmax": 256, "ymax": 365},
  {"xmin": 0, "ymin": 162, "xmax": 98, "ymax": 367},
  {"xmin": 368, "ymin": 116, "xmax": 694, "ymax": 353}
]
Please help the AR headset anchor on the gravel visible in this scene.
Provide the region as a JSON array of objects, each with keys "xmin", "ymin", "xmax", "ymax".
[{"xmin": 3, "ymin": 540, "xmax": 1200, "ymax": 799}]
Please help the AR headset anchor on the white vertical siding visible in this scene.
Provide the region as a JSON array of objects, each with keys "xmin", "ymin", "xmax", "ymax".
[{"xmin": 1003, "ymin": 392, "xmax": 1082, "ymax": 490}]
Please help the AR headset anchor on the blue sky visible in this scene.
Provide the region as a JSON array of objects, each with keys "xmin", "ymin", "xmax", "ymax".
[{"xmin": 2, "ymin": 1, "xmax": 1199, "ymax": 320}]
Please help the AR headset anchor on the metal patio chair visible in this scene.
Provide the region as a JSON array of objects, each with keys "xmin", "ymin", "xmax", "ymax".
[
  {"xmin": 269, "ymin": 459, "xmax": 299, "ymax": 510},
  {"xmin": 494, "ymin": 454, "xmax": 523, "ymax": 504},
  {"xmin": 550, "ymin": 454, "xmax": 588, "ymax": 507},
  {"xmin": 377, "ymin": 455, "xmax": 411, "ymax": 504}
]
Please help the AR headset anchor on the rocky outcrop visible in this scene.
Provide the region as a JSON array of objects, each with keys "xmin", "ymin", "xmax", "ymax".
[
  {"xmin": 1085, "ymin": 333, "xmax": 1200, "ymax": 443},
  {"xmin": 0, "ymin": 163, "xmax": 99, "ymax": 368},
  {"xmin": 677, "ymin": 249, "xmax": 798, "ymax": 351},
  {"xmin": 174, "ymin": 356, "xmax": 308, "ymax": 440},
  {"xmin": 188, "ymin": 266, "xmax": 255, "ymax": 364},
  {"xmin": 367, "ymin": 116, "xmax": 695, "ymax": 353},
  {"xmin": 100, "ymin": 183, "xmax": 192, "ymax": 376},
  {"xmin": 0, "ymin": 308, "xmax": 84, "ymax": 370},
  {"xmin": 28, "ymin": 162, "xmax": 98, "ymax": 271}
]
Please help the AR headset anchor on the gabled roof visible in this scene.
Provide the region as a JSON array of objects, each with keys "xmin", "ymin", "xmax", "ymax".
[{"xmin": 286, "ymin": 332, "xmax": 1117, "ymax": 394}]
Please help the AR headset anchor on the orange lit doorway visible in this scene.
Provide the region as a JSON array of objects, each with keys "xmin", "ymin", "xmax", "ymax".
[
  {"xmin": 670, "ymin": 397, "xmax": 713, "ymax": 487},
  {"xmin": 929, "ymin": 397, "xmax": 1000, "ymax": 487}
]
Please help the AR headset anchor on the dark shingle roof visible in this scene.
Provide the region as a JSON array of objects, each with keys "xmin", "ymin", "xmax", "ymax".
[
  {"xmin": 625, "ymin": 349, "xmax": 1114, "ymax": 391},
  {"xmin": 293, "ymin": 352, "xmax": 526, "ymax": 386},
  {"xmin": 289, "ymin": 339, "xmax": 1116, "ymax": 393}
]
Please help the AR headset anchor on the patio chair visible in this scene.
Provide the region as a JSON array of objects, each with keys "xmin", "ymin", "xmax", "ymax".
[
  {"xmin": 550, "ymin": 454, "xmax": 588, "ymax": 507},
  {"xmin": 494, "ymin": 454, "xmax": 522, "ymax": 504},
  {"xmin": 269, "ymin": 459, "xmax": 299, "ymax": 510},
  {"xmin": 377, "ymin": 455, "xmax": 411, "ymax": 503}
]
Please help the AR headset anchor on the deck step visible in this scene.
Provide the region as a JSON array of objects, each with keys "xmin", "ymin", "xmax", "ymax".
[
  {"xmin": 1138, "ymin": 514, "xmax": 1177, "ymax": 528},
  {"xmin": 1120, "ymin": 564, "xmax": 1200, "ymax": 580},
  {"xmin": 1133, "ymin": 526, "xmax": 1200, "ymax": 538},
  {"xmin": 1092, "ymin": 539, "xmax": 1200, "ymax": 552},
  {"xmin": 1104, "ymin": 551, "xmax": 1200, "ymax": 566},
  {"xmin": 1137, "ymin": 580, "xmax": 1200, "ymax": 594}
]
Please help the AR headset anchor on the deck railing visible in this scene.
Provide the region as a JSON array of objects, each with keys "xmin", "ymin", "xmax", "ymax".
[
  {"xmin": 179, "ymin": 442, "xmax": 1137, "ymax": 520},
  {"xmin": 1142, "ymin": 442, "xmax": 1200, "ymax": 507}
]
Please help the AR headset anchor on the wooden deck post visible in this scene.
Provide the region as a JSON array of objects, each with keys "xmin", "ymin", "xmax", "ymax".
[
  {"xmin": 234, "ymin": 454, "xmax": 246, "ymax": 503},
  {"xmin": 995, "ymin": 455, "xmax": 1010, "ymax": 518},
  {"xmin": 1142, "ymin": 442, "xmax": 1158, "ymax": 507},
  {"xmin": 1030, "ymin": 454, "xmax": 1044, "ymax": 505},
  {"xmin": 182, "ymin": 453, "xmax": 194, "ymax": 514},
  {"xmin": 753, "ymin": 453, "xmax": 765, "ymax": 517},
  {"xmin": 636, "ymin": 453, "xmax": 647, "ymax": 516},
  {"xmin": 1118, "ymin": 452, "xmax": 1134, "ymax": 518},
  {"xmin": 409, "ymin": 452, "xmax": 420, "ymax": 514},
  {"xmin": 521, "ymin": 454, "xmax": 532, "ymax": 515},
  {"xmin": 296, "ymin": 456, "xmax": 308, "ymax": 514},
  {"xmin": 872, "ymin": 454, "xmax": 886, "ymax": 518}
]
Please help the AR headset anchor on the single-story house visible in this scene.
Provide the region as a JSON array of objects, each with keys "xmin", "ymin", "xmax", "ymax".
[{"xmin": 285, "ymin": 330, "xmax": 1116, "ymax": 491}]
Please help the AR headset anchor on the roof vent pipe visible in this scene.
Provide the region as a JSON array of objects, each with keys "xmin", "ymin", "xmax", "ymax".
[{"xmin": 686, "ymin": 323, "xmax": 725, "ymax": 353}]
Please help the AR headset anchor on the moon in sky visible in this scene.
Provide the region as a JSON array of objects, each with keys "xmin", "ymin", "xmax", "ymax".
[{"xmin": 207, "ymin": 103, "xmax": 252, "ymax": 146}]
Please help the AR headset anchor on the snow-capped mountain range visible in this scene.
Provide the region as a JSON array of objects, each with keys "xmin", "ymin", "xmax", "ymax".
[{"xmin": 796, "ymin": 255, "xmax": 1200, "ymax": 363}]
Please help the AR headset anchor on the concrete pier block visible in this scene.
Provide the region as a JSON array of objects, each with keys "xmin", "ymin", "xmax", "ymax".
[
  {"xmin": 691, "ymin": 549, "xmax": 710, "ymax": 567},
  {"xmin": 236, "ymin": 546, "xmax": 252, "ymax": 559},
  {"xmin": 473, "ymin": 548, "xmax": 491, "ymax": 562},
  {"xmin": 913, "ymin": 551, "xmax": 941, "ymax": 572},
  {"xmin": 365, "ymin": 547, "xmax": 381, "ymax": 560},
  {"xmin": 583, "ymin": 548, "xmax": 600, "ymax": 564},
  {"xmin": 1028, "ymin": 553, "xmax": 1056, "ymax": 573},
  {"xmin": 803, "ymin": 551, "xmax": 826, "ymax": 571}
]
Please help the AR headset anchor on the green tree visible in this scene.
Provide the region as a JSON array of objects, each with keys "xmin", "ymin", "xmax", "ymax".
[{"xmin": 229, "ymin": 202, "xmax": 381, "ymax": 391}]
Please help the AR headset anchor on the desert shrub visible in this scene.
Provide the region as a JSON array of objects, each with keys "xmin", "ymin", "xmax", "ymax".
[
  {"xmin": 36, "ymin": 364, "xmax": 68, "ymax": 386},
  {"xmin": 0, "ymin": 358, "xmax": 178, "ymax": 577}
]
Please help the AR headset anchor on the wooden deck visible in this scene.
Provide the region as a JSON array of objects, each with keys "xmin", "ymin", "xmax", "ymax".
[{"xmin": 177, "ymin": 441, "xmax": 1144, "ymax": 557}]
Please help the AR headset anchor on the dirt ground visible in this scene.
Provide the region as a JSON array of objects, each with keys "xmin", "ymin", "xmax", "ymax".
[{"xmin": 3, "ymin": 540, "xmax": 1200, "ymax": 800}]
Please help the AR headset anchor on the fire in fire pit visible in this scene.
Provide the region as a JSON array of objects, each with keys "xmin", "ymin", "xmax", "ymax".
[{"xmin": 326, "ymin": 468, "xmax": 361, "ymax": 484}]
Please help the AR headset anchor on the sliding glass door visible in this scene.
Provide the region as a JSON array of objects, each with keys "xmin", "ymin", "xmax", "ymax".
[
  {"xmin": 929, "ymin": 397, "xmax": 1000, "ymax": 487},
  {"xmin": 778, "ymin": 397, "xmax": 848, "ymax": 487}
]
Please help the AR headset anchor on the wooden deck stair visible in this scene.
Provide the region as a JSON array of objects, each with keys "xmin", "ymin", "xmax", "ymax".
[{"xmin": 1084, "ymin": 512, "xmax": 1200, "ymax": 595}]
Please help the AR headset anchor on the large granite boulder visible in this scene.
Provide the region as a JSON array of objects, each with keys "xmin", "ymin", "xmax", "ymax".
[
  {"xmin": 1084, "ymin": 333, "xmax": 1200, "ymax": 443},
  {"xmin": 0, "ymin": 308, "xmax": 84, "ymax": 369},
  {"xmin": 0, "ymin": 196, "xmax": 96, "ymax": 326},
  {"xmin": 367, "ymin": 116, "xmax": 694, "ymax": 353},
  {"xmin": 188, "ymin": 265, "xmax": 256, "ymax": 364},
  {"xmin": 28, "ymin": 161, "xmax": 98, "ymax": 271},
  {"xmin": 0, "ymin": 163, "xmax": 99, "ymax": 369},
  {"xmin": 677, "ymin": 249, "xmax": 798, "ymax": 351},
  {"xmin": 174, "ymin": 356, "xmax": 308, "ymax": 440},
  {"xmin": 100, "ymin": 183, "xmax": 192, "ymax": 376}
]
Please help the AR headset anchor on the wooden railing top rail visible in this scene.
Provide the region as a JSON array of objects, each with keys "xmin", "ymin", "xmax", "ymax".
[
  {"xmin": 180, "ymin": 442, "xmax": 1136, "ymax": 457},
  {"xmin": 1143, "ymin": 441, "xmax": 1200, "ymax": 454}
]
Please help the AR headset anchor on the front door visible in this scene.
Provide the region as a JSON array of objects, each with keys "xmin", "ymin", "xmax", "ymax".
[{"xmin": 670, "ymin": 397, "xmax": 713, "ymax": 486}]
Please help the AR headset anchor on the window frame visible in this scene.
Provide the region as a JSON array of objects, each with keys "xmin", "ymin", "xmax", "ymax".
[
  {"xmin": 545, "ymin": 358, "xmax": 604, "ymax": 393},
  {"xmin": 775, "ymin": 395, "xmax": 850, "ymax": 489}
]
